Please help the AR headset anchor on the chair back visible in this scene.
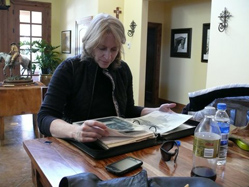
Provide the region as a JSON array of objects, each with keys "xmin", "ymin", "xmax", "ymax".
[{"xmin": 213, "ymin": 98, "xmax": 249, "ymax": 127}]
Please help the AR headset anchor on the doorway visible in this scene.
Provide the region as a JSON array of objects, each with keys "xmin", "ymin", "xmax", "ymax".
[
  {"xmin": 145, "ymin": 22, "xmax": 162, "ymax": 107},
  {"xmin": 0, "ymin": 1, "xmax": 51, "ymax": 81}
]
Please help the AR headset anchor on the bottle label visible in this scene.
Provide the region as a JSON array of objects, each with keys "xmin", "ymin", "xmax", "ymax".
[
  {"xmin": 217, "ymin": 122, "xmax": 230, "ymax": 145},
  {"xmin": 218, "ymin": 145, "xmax": 227, "ymax": 158},
  {"xmin": 193, "ymin": 136, "xmax": 220, "ymax": 158},
  {"xmin": 221, "ymin": 133, "xmax": 229, "ymax": 145}
]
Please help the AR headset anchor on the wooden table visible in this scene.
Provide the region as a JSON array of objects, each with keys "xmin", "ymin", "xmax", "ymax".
[
  {"xmin": 23, "ymin": 136, "xmax": 249, "ymax": 187},
  {"xmin": 0, "ymin": 82, "xmax": 45, "ymax": 144}
]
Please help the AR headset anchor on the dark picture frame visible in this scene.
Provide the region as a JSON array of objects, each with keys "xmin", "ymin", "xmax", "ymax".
[
  {"xmin": 201, "ymin": 23, "xmax": 210, "ymax": 62},
  {"xmin": 170, "ymin": 28, "xmax": 192, "ymax": 58},
  {"xmin": 61, "ymin": 30, "xmax": 71, "ymax": 54}
]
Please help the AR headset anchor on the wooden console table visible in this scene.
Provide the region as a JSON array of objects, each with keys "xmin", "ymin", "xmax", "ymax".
[
  {"xmin": 23, "ymin": 136, "xmax": 249, "ymax": 187},
  {"xmin": 0, "ymin": 82, "xmax": 45, "ymax": 144}
]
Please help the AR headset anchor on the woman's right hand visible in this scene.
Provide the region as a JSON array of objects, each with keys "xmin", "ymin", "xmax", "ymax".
[{"xmin": 73, "ymin": 120, "xmax": 109, "ymax": 142}]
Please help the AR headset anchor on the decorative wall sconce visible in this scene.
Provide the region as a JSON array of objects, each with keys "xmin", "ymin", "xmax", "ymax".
[
  {"xmin": 0, "ymin": 0, "xmax": 11, "ymax": 10},
  {"xmin": 218, "ymin": 7, "xmax": 232, "ymax": 32},
  {"xmin": 127, "ymin": 21, "xmax": 137, "ymax": 37}
]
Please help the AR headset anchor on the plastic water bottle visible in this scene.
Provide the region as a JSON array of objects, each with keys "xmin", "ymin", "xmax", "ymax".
[
  {"xmin": 215, "ymin": 103, "xmax": 230, "ymax": 165},
  {"xmin": 191, "ymin": 106, "xmax": 221, "ymax": 181}
]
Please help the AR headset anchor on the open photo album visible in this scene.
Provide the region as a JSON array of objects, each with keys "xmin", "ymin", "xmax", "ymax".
[{"xmin": 73, "ymin": 111, "xmax": 193, "ymax": 149}]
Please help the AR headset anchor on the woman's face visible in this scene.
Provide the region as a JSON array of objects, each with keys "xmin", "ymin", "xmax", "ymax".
[{"xmin": 93, "ymin": 33, "xmax": 119, "ymax": 69}]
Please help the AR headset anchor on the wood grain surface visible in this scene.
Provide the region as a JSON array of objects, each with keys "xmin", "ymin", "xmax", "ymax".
[{"xmin": 23, "ymin": 136, "xmax": 249, "ymax": 187}]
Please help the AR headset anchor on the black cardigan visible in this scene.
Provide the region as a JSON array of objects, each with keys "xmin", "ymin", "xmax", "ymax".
[{"xmin": 37, "ymin": 55, "xmax": 143, "ymax": 136}]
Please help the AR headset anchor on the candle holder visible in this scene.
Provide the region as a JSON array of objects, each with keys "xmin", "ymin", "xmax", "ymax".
[
  {"xmin": 218, "ymin": 7, "xmax": 232, "ymax": 32},
  {"xmin": 127, "ymin": 21, "xmax": 137, "ymax": 37}
]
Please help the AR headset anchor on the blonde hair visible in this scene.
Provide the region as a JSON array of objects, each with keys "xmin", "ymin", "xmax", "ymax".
[{"xmin": 81, "ymin": 13, "xmax": 126, "ymax": 68}]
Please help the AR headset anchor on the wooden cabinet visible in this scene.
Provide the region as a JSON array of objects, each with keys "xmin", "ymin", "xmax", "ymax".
[{"xmin": 0, "ymin": 82, "xmax": 45, "ymax": 144}]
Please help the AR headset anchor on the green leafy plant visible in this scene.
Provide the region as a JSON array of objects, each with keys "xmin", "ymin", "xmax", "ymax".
[
  {"xmin": 31, "ymin": 63, "xmax": 36, "ymax": 74},
  {"xmin": 30, "ymin": 40, "xmax": 61, "ymax": 74}
]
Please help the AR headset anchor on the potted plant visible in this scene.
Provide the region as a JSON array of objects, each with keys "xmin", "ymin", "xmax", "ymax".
[{"xmin": 30, "ymin": 40, "xmax": 61, "ymax": 85}]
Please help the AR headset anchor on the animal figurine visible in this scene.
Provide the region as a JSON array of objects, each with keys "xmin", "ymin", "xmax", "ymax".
[{"xmin": 0, "ymin": 52, "xmax": 32, "ymax": 78}]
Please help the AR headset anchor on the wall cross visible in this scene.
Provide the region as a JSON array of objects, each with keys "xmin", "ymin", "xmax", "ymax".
[{"xmin": 114, "ymin": 7, "xmax": 122, "ymax": 19}]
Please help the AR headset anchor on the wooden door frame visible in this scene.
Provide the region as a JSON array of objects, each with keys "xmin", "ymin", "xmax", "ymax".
[
  {"xmin": 146, "ymin": 22, "xmax": 162, "ymax": 105},
  {"xmin": 12, "ymin": 0, "xmax": 51, "ymax": 43}
]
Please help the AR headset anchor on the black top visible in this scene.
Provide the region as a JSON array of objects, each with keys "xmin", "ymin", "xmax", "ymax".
[
  {"xmin": 89, "ymin": 67, "xmax": 116, "ymax": 118},
  {"xmin": 37, "ymin": 55, "xmax": 143, "ymax": 136}
]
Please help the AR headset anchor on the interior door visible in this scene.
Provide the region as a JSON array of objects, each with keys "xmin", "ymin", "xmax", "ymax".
[{"xmin": 145, "ymin": 22, "xmax": 162, "ymax": 107}]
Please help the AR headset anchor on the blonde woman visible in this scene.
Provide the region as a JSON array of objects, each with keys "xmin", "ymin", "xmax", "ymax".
[{"xmin": 38, "ymin": 13, "xmax": 176, "ymax": 142}]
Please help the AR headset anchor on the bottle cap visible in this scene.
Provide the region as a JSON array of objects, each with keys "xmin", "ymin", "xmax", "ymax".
[
  {"xmin": 217, "ymin": 103, "xmax": 227, "ymax": 110},
  {"xmin": 175, "ymin": 140, "xmax": 181, "ymax": 146},
  {"xmin": 204, "ymin": 106, "xmax": 216, "ymax": 116}
]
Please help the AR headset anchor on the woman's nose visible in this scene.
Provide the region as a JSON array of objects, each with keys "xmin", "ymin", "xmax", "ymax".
[{"xmin": 104, "ymin": 50, "xmax": 112, "ymax": 60}]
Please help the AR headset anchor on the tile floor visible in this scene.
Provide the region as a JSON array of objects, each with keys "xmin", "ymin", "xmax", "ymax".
[{"xmin": 0, "ymin": 114, "xmax": 34, "ymax": 187}]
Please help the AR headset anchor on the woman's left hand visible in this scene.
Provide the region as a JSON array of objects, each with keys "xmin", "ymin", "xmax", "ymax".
[
  {"xmin": 159, "ymin": 103, "xmax": 176, "ymax": 113},
  {"xmin": 141, "ymin": 103, "xmax": 177, "ymax": 116}
]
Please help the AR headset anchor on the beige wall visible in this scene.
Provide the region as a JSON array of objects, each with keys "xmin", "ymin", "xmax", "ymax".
[
  {"xmin": 98, "ymin": 0, "xmax": 124, "ymax": 22},
  {"xmin": 29, "ymin": 0, "xmax": 99, "ymax": 60},
  {"xmin": 58, "ymin": 0, "xmax": 148, "ymax": 106},
  {"xmin": 148, "ymin": 0, "xmax": 211, "ymax": 105},
  {"xmin": 45, "ymin": 0, "xmax": 211, "ymax": 106},
  {"xmin": 59, "ymin": 0, "xmax": 98, "ymax": 59},
  {"xmin": 38, "ymin": 0, "xmax": 146, "ymax": 106},
  {"xmin": 30, "ymin": 0, "xmax": 249, "ymax": 108},
  {"xmin": 207, "ymin": 0, "xmax": 249, "ymax": 87},
  {"xmin": 124, "ymin": 0, "xmax": 148, "ymax": 105},
  {"xmin": 58, "ymin": 0, "xmax": 125, "ymax": 60}
]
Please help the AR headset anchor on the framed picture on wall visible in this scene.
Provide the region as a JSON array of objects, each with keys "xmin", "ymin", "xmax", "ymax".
[
  {"xmin": 61, "ymin": 30, "xmax": 71, "ymax": 54},
  {"xmin": 170, "ymin": 28, "xmax": 192, "ymax": 58},
  {"xmin": 201, "ymin": 23, "xmax": 210, "ymax": 62}
]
